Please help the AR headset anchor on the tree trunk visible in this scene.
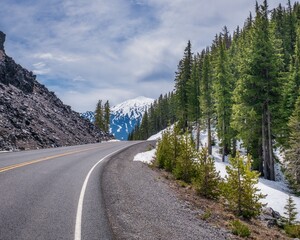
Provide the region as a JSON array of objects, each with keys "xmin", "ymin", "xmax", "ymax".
[
  {"xmin": 208, "ymin": 116, "xmax": 212, "ymax": 155},
  {"xmin": 267, "ymin": 103, "xmax": 275, "ymax": 180},
  {"xmin": 232, "ymin": 138, "xmax": 237, "ymax": 158},
  {"xmin": 262, "ymin": 107, "xmax": 268, "ymax": 178},
  {"xmin": 237, "ymin": 165, "xmax": 242, "ymax": 216},
  {"xmin": 262, "ymin": 102, "xmax": 275, "ymax": 180},
  {"xmin": 222, "ymin": 117, "xmax": 226, "ymax": 162},
  {"xmin": 196, "ymin": 121, "xmax": 200, "ymax": 151}
]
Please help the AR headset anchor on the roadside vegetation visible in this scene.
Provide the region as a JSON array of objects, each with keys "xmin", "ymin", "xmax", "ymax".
[
  {"xmin": 130, "ymin": 0, "xmax": 300, "ymax": 188},
  {"xmin": 130, "ymin": 1, "xmax": 300, "ymax": 237}
]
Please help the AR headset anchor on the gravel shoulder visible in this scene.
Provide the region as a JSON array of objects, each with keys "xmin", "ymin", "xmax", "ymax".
[{"xmin": 102, "ymin": 141, "xmax": 229, "ymax": 240}]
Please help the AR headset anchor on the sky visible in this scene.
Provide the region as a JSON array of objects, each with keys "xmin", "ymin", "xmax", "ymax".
[{"xmin": 0, "ymin": 0, "xmax": 296, "ymax": 112}]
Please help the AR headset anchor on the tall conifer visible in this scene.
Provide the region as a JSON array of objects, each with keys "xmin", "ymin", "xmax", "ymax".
[{"xmin": 200, "ymin": 49, "xmax": 214, "ymax": 154}]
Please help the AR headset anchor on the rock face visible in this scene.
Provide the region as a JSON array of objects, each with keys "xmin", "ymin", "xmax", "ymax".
[
  {"xmin": 0, "ymin": 31, "xmax": 5, "ymax": 51},
  {"xmin": 0, "ymin": 31, "xmax": 111, "ymax": 151}
]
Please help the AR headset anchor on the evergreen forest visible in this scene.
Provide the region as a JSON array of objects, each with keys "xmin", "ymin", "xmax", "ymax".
[{"xmin": 129, "ymin": 0, "xmax": 300, "ymax": 188}]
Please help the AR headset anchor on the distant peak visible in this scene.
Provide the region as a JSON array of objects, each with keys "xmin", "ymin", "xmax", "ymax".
[
  {"xmin": 0, "ymin": 31, "xmax": 6, "ymax": 51},
  {"xmin": 112, "ymin": 96, "xmax": 154, "ymax": 111},
  {"xmin": 134, "ymin": 96, "xmax": 151, "ymax": 100}
]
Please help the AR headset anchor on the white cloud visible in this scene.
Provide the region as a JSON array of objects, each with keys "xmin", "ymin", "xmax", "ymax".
[
  {"xmin": 34, "ymin": 52, "xmax": 81, "ymax": 62},
  {"xmin": 73, "ymin": 76, "xmax": 86, "ymax": 82},
  {"xmin": 32, "ymin": 69, "xmax": 51, "ymax": 75},
  {"xmin": 33, "ymin": 62, "xmax": 46, "ymax": 68},
  {"xmin": 0, "ymin": 0, "xmax": 297, "ymax": 112}
]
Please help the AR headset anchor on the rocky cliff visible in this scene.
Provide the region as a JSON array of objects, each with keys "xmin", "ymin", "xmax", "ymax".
[{"xmin": 0, "ymin": 31, "xmax": 111, "ymax": 151}]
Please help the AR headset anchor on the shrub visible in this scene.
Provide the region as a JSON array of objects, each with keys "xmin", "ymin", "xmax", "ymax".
[
  {"xmin": 221, "ymin": 152, "xmax": 265, "ymax": 219},
  {"xmin": 200, "ymin": 209, "xmax": 212, "ymax": 221},
  {"xmin": 284, "ymin": 224, "xmax": 300, "ymax": 238},
  {"xmin": 283, "ymin": 195, "xmax": 298, "ymax": 225},
  {"xmin": 193, "ymin": 147, "xmax": 221, "ymax": 199},
  {"xmin": 155, "ymin": 128, "xmax": 173, "ymax": 169},
  {"xmin": 155, "ymin": 124, "xmax": 182, "ymax": 172},
  {"xmin": 230, "ymin": 220, "xmax": 251, "ymax": 238},
  {"xmin": 173, "ymin": 132, "xmax": 196, "ymax": 183}
]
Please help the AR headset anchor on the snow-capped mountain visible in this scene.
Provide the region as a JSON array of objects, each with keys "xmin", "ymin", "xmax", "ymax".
[
  {"xmin": 81, "ymin": 96, "xmax": 154, "ymax": 140},
  {"xmin": 80, "ymin": 111, "xmax": 95, "ymax": 123},
  {"xmin": 110, "ymin": 96, "xmax": 154, "ymax": 140}
]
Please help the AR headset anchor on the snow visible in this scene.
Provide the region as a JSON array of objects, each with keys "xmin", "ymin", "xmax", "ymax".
[
  {"xmin": 213, "ymin": 159, "xmax": 299, "ymax": 219},
  {"xmin": 147, "ymin": 125, "xmax": 174, "ymax": 141},
  {"xmin": 133, "ymin": 148, "xmax": 156, "ymax": 164},
  {"xmin": 107, "ymin": 139, "xmax": 120, "ymax": 142},
  {"xmin": 110, "ymin": 96, "xmax": 154, "ymax": 140},
  {"xmin": 133, "ymin": 127, "xmax": 300, "ymax": 221},
  {"xmin": 111, "ymin": 96, "xmax": 154, "ymax": 120}
]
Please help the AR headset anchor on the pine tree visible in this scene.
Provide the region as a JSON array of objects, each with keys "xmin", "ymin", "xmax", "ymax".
[
  {"xmin": 95, "ymin": 100, "xmax": 104, "ymax": 130},
  {"xmin": 193, "ymin": 147, "xmax": 221, "ymax": 199},
  {"xmin": 282, "ymin": 27, "xmax": 300, "ymax": 145},
  {"xmin": 285, "ymin": 94, "xmax": 300, "ymax": 193},
  {"xmin": 155, "ymin": 124, "xmax": 182, "ymax": 172},
  {"xmin": 187, "ymin": 55, "xmax": 200, "ymax": 123},
  {"xmin": 222, "ymin": 152, "xmax": 265, "ymax": 219},
  {"xmin": 155, "ymin": 128, "xmax": 173, "ymax": 169},
  {"xmin": 175, "ymin": 41, "xmax": 193, "ymax": 130},
  {"xmin": 104, "ymin": 100, "xmax": 110, "ymax": 133},
  {"xmin": 213, "ymin": 34, "xmax": 233, "ymax": 161},
  {"xmin": 232, "ymin": 1, "xmax": 282, "ymax": 180},
  {"xmin": 139, "ymin": 110, "xmax": 149, "ymax": 140},
  {"xmin": 173, "ymin": 131, "xmax": 196, "ymax": 183},
  {"xmin": 284, "ymin": 195, "xmax": 298, "ymax": 225},
  {"xmin": 200, "ymin": 49, "xmax": 214, "ymax": 155},
  {"xmin": 187, "ymin": 54, "xmax": 202, "ymax": 150}
]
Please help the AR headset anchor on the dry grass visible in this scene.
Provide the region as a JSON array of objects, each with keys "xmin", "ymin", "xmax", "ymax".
[{"xmin": 155, "ymin": 169, "xmax": 290, "ymax": 240}]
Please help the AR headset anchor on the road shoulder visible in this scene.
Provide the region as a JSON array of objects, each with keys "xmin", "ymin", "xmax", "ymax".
[{"xmin": 102, "ymin": 141, "xmax": 229, "ymax": 240}]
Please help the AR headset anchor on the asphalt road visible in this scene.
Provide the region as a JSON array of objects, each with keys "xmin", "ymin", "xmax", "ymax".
[{"xmin": 0, "ymin": 141, "xmax": 140, "ymax": 240}]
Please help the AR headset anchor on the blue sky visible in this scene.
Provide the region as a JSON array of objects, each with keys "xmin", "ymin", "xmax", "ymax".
[{"xmin": 0, "ymin": 0, "xmax": 296, "ymax": 112}]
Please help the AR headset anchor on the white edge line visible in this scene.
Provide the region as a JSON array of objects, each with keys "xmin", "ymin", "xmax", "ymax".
[{"xmin": 74, "ymin": 145, "xmax": 131, "ymax": 240}]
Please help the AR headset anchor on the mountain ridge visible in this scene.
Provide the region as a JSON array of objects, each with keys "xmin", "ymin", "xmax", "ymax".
[
  {"xmin": 110, "ymin": 96, "xmax": 154, "ymax": 140},
  {"xmin": 81, "ymin": 96, "xmax": 154, "ymax": 140}
]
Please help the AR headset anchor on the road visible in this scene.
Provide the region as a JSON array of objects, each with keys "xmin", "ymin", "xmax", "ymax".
[{"xmin": 0, "ymin": 141, "xmax": 140, "ymax": 240}]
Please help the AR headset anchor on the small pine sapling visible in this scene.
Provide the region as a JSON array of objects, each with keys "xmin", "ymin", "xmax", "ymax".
[
  {"xmin": 173, "ymin": 131, "xmax": 196, "ymax": 183},
  {"xmin": 155, "ymin": 128, "xmax": 173, "ymax": 169},
  {"xmin": 284, "ymin": 195, "xmax": 298, "ymax": 225},
  {"xmin": 222, "ymin": 152, "xmax": 266, "ymax": 219},
  {"xmin": 193, "ymin": 147, "xmax": 221, "ymax": 199}
]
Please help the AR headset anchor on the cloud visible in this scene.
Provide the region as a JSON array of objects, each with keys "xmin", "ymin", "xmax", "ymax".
[
  {"xmin": 0, "ymin": 0, "xmax": 296, "ymax": 112},
  {"xmin": 32, "ymin": 62, "xmax": 50, "ymax": 75}
]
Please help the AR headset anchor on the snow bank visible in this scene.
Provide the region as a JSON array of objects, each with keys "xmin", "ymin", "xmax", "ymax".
[
  {"xmin": 147, "ymin": 132, "xmax": 163, "ymax": 141},
  {"xmin": 133, "ymin": 148, "xmax": 156, "ymax": 164},
  {"xmin": 147, "ymin": 125, "xmax": 174, "ymax": 141},
  {"xmin": 214, "ymin": 158, "xmax": 299, "ymax": 220},
  {"xmin": 136, "ymin": 128, "xmax": 300, "ymax": 221}
]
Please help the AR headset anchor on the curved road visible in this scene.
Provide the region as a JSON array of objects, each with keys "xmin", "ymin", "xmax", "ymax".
[{"xmin": 0, "ymin": 141, "xmax": 140, "ymax": 240}]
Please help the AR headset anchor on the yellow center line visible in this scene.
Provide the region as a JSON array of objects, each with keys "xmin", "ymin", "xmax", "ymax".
[{"xmin": 0, "ymin": 146, "xmax": 100, "ymax": 173}]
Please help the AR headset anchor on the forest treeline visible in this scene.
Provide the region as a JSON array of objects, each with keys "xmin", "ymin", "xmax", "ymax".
[{"xmin": 129, "ymin": 1, "xmax": 300, "ymax": 186}]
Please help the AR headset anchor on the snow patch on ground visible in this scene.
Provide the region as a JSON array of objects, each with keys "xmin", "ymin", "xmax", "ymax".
[
  {"xmin": 147, "ymin": 125, "xmax": 174, "ymax": 141},
  {"xmin": 134, "ymin": 127, "xmax": 300, "ymax": 221},
  {"xmin": 133, "ymin": 148, "xmax": 156, "ymax": 164}
]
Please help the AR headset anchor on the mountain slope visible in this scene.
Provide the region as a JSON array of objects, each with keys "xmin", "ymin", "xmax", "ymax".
[
  {"xmin": 110, "ymin": 96, "xmax": 154, "ymax": 140},
  {"xmin": 80, "ymin": 111, "xmax": 95, "ymax": 123},
  {"xmin": 0, "ymin": 31, "xmax": 110, "ymax": 151}
]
